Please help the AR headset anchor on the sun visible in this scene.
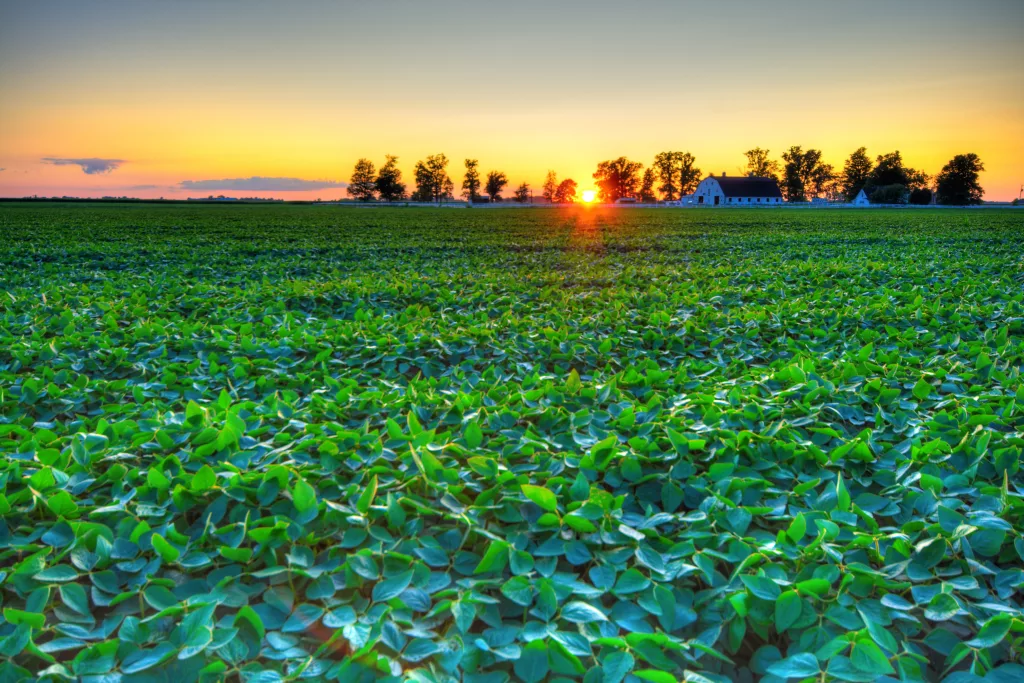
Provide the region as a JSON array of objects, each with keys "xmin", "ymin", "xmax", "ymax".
[{"xmin": 581, "ymin": 190, "xmax": 597, "ymax": 203}]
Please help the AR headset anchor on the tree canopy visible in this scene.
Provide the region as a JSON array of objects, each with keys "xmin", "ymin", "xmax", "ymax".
[
  {"xmin": 639, "ymin": 169, "xmax": 656, "ymax": 203},
  {"xmin": 593, "ymin": 157, "xmax": 643, "ymax": 203},
  {"xmin": 347, "ymin": 158, "xmax": 377, "ymax": 202},
  {"xmin": 554, "ymin": 178, "xmax": 578, "ymax": 204},
  {"xmin": 743, "ymin": 148, "xmax": 781, "ymax": 182},
  {"xmin": 411, "ymin": 154, "xmax": 454, "ymax": 203},
  {"xmin": 864, "ymin": 151, "xmax": 928, "ymax": 203},
  {"xmin": 374, "ymin": 155, "xmax": 406, "ymax": 202},
  {"xmin": 936, "ymin": 153, "xmax": 985, "ymax": 205},
  {"xmin": 841, "ymin": 147, "xmax": 873, "ymax": 201},
  {"xmin": 781, "ymin": 147, "xmax": 832, "ymax": 202},
  {"xmin": 542, "ymin": 171, "xmax": 558, "ymax": 203},
  {"xmin": 513, "ymin": 181, "xmax": 530, "ymax": 203},
  {"xmin": 652, "ymin": 151, "xmax": 701, "ymax": 201},
  {"xmin": 485, "ymin": 171, "xmax": 508, "ymax": 202},
  {"xmin": 461, "ymin": 159, "xmax": 481, "ymax": 202}
]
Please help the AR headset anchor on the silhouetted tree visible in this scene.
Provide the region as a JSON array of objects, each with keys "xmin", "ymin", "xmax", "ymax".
[
  {"xmin": 841, "ymin": 147, "xmax": 873, "ymax": 201},
  {"xmin": 652, "ymin": 151, "xmax": 701, "ymax": 200},
  {"xmin": 593, "ymin": 157, "xmax": 643, "ymax": 203},
  {"xmin": 909, "ymin": 188, "xmax": 933, "ymax": 205},
  {"xmin": 870, "ymin": 184, "xmax": 909, "ymax": 204},
  {"xmin": 485, "ymin": 171, "xmax": 508, "ymax": 202},
  {"xmin": 781, "ymin": 146, "xmax": 827, "ymax": 202},
  {"xmin": 639, "ymin": 169, "xmax": 657, "ymax": 203},
  {"xmin": 375, "ymin": 155, "xmax": 406, "ymax": 202},
  {"xmin": 347, "ymin": 158, "xmax": 377, "ymax": 201},
  {"xmin": 513, "ymin": 182, "xmax": 531, "ymax": 203},
  {"xmin": 936, "ymin": 153, "xmax": 984, "ymax": 205},
  {"xmin": 554, "ymin": 179, "xmax": 578, "ymax": 203},
  {"xmin": 810, "ymin": 163, "xmax": 837, "ymax": 200},
  {"xmin": 743, "ymin": 148, "xmax": 781, "ymax": 182},
  {"xmin": 412, "ymin": 154, "xmax": 454, "ymax": 202},
  {"xmin": 462, "ymin": 159, "xmax": 481, "ymax": 202},
  {"xmin": 865, "ymin": 151, "xmax": 928, "ymax": 202},
  {"xmin": 543, "ymin": 171, "xmax": 558, "ymax": 203}
]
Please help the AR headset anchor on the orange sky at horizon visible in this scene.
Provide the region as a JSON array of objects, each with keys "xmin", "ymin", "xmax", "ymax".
[{"xmin": 1, "ymin": 1, "xmax": 1022, "ymax": 201}]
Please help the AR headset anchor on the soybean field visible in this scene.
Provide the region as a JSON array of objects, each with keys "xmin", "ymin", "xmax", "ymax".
[{"xmin": 1, "ymin": 203, "xmax": 1023, "ymax": 683}]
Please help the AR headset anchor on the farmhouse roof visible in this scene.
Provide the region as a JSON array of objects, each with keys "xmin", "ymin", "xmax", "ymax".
[{"xmin": 711, "ymin": 175, "xmax": 784, "ymax": 198}]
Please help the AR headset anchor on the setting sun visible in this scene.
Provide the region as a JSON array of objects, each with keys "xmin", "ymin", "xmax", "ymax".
[{"xmin": 581, "ymin": 189, "xmax": 596, "ymax": 203}]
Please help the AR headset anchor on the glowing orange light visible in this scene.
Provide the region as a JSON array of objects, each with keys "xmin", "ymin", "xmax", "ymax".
[{"xmin": 581, "ymin": 190, "xmax": 596, "ymax": 203}]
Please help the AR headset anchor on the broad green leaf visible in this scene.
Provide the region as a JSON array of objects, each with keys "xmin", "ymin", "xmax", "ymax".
[
  {"xmin": 292, "ymin": 477, "xmax": 317, "ymax": 513},
  {"xmin": 775, "ymin": 590, "xmax": 801, "ymax": 632},
  {"xmin": 151, "ymin": 534, "xmax": 180, "ymax": 563},
  {"xmin": 356, "ymin": 474, "xmax": 378, "ymax": 514},
  {"xmin": 191, "ymin": 465, "xmax": 217, "ymax": 492},
  {"xmin": 521, "ymin": 484, "xmax": 558, "ymax": 512}
]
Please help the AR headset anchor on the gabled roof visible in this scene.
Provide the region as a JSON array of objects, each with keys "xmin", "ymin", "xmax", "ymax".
[{"xmin": 708, "ymin": 175, "xmax": 783, "ymax": 198}]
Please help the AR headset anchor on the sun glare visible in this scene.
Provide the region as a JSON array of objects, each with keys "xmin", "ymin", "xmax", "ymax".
[{"xmin": 581, "ymin": 190, "xmax": 596, "ymax": 203}]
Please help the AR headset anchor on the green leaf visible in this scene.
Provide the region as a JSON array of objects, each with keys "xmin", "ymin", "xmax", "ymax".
[
  {"xmin": 356, "ymin": 474, "xmax": 378, "ymax": 514},
  {"xmin": 786, "ymin": 513, "xmax": 806, "ymax": 543},
  {"xmin": 219, "ymin": 546, "xmax": 253, "ymax": 563},
  {"xmin": 501, "ymin": 576, "xmax": 534, "ymax": 606},
  {"xmin": 464, "ymin": 421, "xmax": 483, "ymax": 449},
  {"xmin": 560, "ymin": 601, "xmax": 607, "ymax": 623},
  {"xmin": 473, "ymin": 541, "xmax": 509, "ymax": 575},
  {"xmin": 151, "ymin": 533, "xmax": 180, "ymax": 563},
  {"xmin": 602, "ymin": 651, "xmax": 635, "ymax": 683},
  {"xmin": 634, "ymin": 671, "xmax": 677, "ymax": 683},
  {"xmin": 570, "ymin": 473, "xmax": 590, "ymax": 501},
  {"xmin": 372, "ymin": 569, "xmax": 414, "ymax": 602},
  {"xmin": 613, "ymin": 568, "xmax": 651, "ymax": 595},
  {"xmin": 566, "ymin": 368, "xmax": 582, "ymax": 394},
  {"xmin": 292, "ymin": 477, "xmax": 317, "ymax": 513},
  {"xmin": 2, "ymin": 608, "xmax": 45, "ymax": 629},
  {"xmin": 191, "ymin": 464, "xmax": 217, "ymax": 492},
  {"xmin": 121, "ymin": 642, "xmax": 177, "ymax": 674},
  {"xmin": 924, "ymin": 593, "xmax": 960, "ymax": 621},
  {"xmin": 775, "ymin": 590, "xmax": 801, "ymax": 632},
  {"xmin": 851, "ymin": 640, "xmax": 895, "ymax": 675},
  {"xmin": 740, "ymin": 574, "xmax": 781, "ymax": 601},
  {"xmin": 514, "ymin": 641, "xmax": 549, "ymax": 683},
  {"xmin": 836, "ymin": 473, "xmax": 850, "ymax": 512},
  {"xmin": 59, "ymin": 583, "xmax": 90, "ymax": 615},
  {"xmin": 912, "ymin": 377, "xmax": 932, "ymax": 401},
  {"xmin": 34, "ymin": 565, "xmax": 78, "ymax": 583},
  {"xmin": 967, "ymin": 614, "xmax": 1012, "ymax": 648},
  {"xmin": 45, "ymin": 490, "xmax": 79, "ymax": 518},
  {"xmin": 767, "ymin": 653, "xmax": 820, "ymax": 679},
  {"xmin": 521, "ymin": 484, "xmax": 558, "ymax": 512},
  {"xmin": 451, "ymin": 600, "xmax": 476, "ymax": 633}
]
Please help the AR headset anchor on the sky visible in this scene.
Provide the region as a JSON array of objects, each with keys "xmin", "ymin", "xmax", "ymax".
[{"xmin": 0, "ymin": 0, "xmax": 1022, "ymax": 201}]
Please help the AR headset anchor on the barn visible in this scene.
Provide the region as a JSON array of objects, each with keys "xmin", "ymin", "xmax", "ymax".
[
  {"xmin": 693, "ymin": 173, "xmax": 784, "ymax": 206},
  {"xmin": 852, "ymin": 188, "xmax": 871, "ymax": 206}
]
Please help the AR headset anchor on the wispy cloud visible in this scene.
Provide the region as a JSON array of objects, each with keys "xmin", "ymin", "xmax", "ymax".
[
  {"xmin": 179, "ymin": 176, "xmax": 347, "ymax": 192},
  {"xmin": 43, "ymin": 157, "xmax": 125, "ymax": 174},
  {"xmin": 126, "ymin": 184, "xmax": 160, "ymax": 190}
]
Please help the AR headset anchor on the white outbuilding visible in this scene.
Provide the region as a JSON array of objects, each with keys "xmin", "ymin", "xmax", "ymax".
[
  {"xmin": 693, "ymin": 173, "xmax": 784, "ymax": 206},
  {"xmin": 852, "ymin": 189, "xmax": 871, "ymax": 206}
]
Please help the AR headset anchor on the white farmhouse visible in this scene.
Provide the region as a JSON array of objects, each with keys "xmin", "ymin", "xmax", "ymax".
[
  {"xmin": 693, "ymin": 173, "xmax": 784, "ymax": 206},
  {"xmin": 852, "ymin": 189, "xmax": 871, "ymax": 206}
]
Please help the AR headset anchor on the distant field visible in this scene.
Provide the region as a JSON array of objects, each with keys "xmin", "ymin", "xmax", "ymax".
[{"xmin": 1, "ymin": 204, "xmax": 1022, "ymax": 682}]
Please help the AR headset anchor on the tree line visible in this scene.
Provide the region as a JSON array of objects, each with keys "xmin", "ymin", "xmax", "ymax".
[{"xmin": 347, "ymin": 148, "xmax": 985, "ymax": 205}]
